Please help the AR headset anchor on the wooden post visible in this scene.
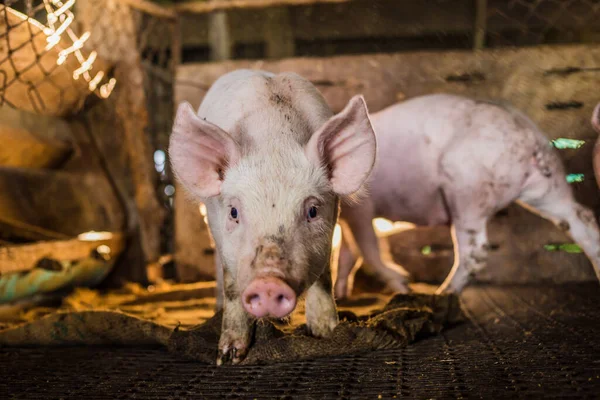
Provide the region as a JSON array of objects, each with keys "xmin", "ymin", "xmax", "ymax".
[
  {"xmin": 474, "ymin": 0, "xmax": 487, "ymax": 50},
  {"xmin": 172, "ymin": 12, "xmax": 183, "ymax": 70},
  {"xmin": 265, "ymin": 7, "xmax": 295, "ymax": 59},
  {"xmin": 208, "ymin": 11, "xmax": 232, "ymax": 61}
]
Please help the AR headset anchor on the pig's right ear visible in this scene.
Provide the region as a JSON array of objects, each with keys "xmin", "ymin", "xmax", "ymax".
[
  {"xmin": 305, "ymin": 95, "xmax": 377, "ymax": 196},
  {"xmin": 169, "ymin": 102, "xmax": 240, "ymax": 199},
  {"xmin": 592, "ymin": 103, "xmax": 600, "ymax": 134}
]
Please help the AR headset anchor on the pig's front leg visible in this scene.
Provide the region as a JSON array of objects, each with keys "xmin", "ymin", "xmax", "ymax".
[
  {"xmin": 217, "ymin": 269, "xmax": 254, "ymax": 366},
  {"xmin": 305, "ymin": 264, "xmax": 339, "ymax": 337}
]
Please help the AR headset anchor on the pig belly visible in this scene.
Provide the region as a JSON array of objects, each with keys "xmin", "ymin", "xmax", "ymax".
[{"xmin": 370, "ymin": 175, "xmax": 450, "ymax": 227}]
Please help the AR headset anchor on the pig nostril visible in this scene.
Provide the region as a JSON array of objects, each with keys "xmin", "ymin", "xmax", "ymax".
[
  {"xmin": 275, "ymin": 293, "xmax": 292, "ymax": 311},
  {"xmin": 246, "ymin": 293, "xmax": 262, "ymax": 310}
]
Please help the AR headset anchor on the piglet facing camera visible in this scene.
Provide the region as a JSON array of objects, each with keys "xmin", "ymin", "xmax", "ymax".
[{"xmin": 169, "ymin": 69, "xmax": 376, "ymax": 365}]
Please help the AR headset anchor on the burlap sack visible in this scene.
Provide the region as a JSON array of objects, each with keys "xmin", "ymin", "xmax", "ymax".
[{"xmin": 0, "ymin": 291, "xmax": 462, "ymax": 365}]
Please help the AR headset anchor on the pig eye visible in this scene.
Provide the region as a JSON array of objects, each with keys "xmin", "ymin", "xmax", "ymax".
[
  {"xmin": 230, "ymin": 207, "xmax": 238, "ymax": 219},
  {"xmin": 307, "ymin": 206, "xmax": 318, "ymax": 221}
]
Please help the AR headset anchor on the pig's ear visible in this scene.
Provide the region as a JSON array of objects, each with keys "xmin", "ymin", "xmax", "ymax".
[
  {"xmin": 592, "ymin": 103, "xmax": 600, "ymax": 134},
  {"xmin": 169, "ymin": 102, "xmax": 240, "ymax": 199},
  {"xmin": 305, "ymin": 95, "xmax": 377, "ymax": 196}
]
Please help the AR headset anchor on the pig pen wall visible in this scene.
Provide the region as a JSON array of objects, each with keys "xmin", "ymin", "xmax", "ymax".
[{"xmin": 174, "ymin": 44, "xmax": 600, "ymax": 285}]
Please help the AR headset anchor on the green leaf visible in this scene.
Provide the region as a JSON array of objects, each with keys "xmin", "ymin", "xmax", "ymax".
[
  {"xmin": 566, "ymin": 173, "xmax": 584, "ymax": 183},
  {"xmin": 560, "ymin": 243, "xmax": 583, "ymax": 253},
  {"xmin": 550, "ymin": 138, "xmax": 585, "ymax": 149},
  {"xmin": 544, "ymin": 243, "xmax": 582, "ymax": 253},
  {"xmin": 544, "ymin": 244, "xmax": 558, "ymax": 251}
]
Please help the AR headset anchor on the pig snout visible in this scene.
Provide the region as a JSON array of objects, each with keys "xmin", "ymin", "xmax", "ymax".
[
  {"xmin": 242, "ymin": 277, "xmax": 296, "ymax": 318},
  {"xmin": 241, "ymin": 239, "xmax": 297, "ymax": 318}
]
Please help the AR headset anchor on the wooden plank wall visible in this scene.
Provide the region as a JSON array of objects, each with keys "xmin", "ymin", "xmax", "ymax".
[
  {"xmin": 178, "ymin": 0, "xmax": 600, "ymax": 62},
  {"xmin": 174, "ymin": 44, "xmax": 600, "ymax": 284}
]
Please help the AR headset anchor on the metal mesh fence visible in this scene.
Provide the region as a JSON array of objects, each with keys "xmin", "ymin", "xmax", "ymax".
[
  {"xmin": 485, "ymin": 0, "xmax": 600, "ymax": 47},
  {"xmin": 0, "ymin": 0, "xmax": 117, "ymax": 116}
]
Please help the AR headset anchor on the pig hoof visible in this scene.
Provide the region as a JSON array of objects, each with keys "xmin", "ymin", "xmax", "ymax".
[
  {"xmin": 217, "ymin": 344, "xmax": 248, "ymax": 366},
  {"xmin": 389, "ymin": 282, "xmax": 411, "ymax": 294},
  {"xmin": 436, "ymin": 282, "xmax": 461, "ymax": 295},
  {"xmin": 383, "ymin": 273, "xmax": 411, "ymax": 294},
  {"xmin": 217, "ymin": 333, "xmax": 249, "ymax": 366},
  {"xmin": 378, "ymin": 263, "xmax": 412, "ymax": 292},
  {"xmin": 437, "ymin": 275, "xmax": 471, "ymax": 295}
]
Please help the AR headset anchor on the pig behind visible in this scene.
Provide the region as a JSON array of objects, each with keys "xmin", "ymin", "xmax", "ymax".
[
  {"xmin": 336, "ymin": 94, "xmax": 600, "ymax": 298},
  {"xmin": 169, "ymin": 70, "xmax": 377, "ymax": 365}
]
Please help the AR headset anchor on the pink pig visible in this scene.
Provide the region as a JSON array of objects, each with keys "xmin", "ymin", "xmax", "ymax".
[
  {"xmin": 169, "ymin": 70, "xmax": 377, "ymax": 365},
  {"xmin": 335, "ymin": 94, "xmax": 600, "ymax": 298}
]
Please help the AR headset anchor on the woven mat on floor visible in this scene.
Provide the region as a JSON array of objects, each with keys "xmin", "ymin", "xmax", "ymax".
[{"xmin": 0, "ymin": 282, "xmax": 462, "ymax": 365}]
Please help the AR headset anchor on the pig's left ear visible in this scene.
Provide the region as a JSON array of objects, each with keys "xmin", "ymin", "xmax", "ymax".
[
  {"xmin": 169, "ymin": 102, "xmax": 240, "ymax": 199},
  {"xmin": 305, "ymin": 95, "xmax": 377, "ymax": 196},
  {"xmin": 592, "ymin": 103, "xmax": 600, "ymax": 133}
]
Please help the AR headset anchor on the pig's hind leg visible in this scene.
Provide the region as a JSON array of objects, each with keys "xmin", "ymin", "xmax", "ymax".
[
  {"xmin": 436, "ymin": 214, "xmax": 490, "ymax": 294},
  {"xmin": 517, "ymin": 167, "xmax": 600, "ymax": 282},
  {"xmin": 435, "ymin": 170, "xmax": 492, "ymax": 294}
]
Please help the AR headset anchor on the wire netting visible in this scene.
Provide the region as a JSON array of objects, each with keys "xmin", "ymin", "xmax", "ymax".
[
  {"xmin": 0, "ymin": 0, "xmax": 117, "ymax": 116},
  {"xmin": 486, "ymin": 0, "xmax": 600, "ymax": 47}
]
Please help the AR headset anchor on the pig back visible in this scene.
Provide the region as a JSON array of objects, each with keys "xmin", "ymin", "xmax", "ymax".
[
  {"xmin": 196, "ymin": 69, "xmax": 333, "ymax": 149},
  {"xmin": 363, "ymin": 94, "xmax": 545, "ymax": 225}
]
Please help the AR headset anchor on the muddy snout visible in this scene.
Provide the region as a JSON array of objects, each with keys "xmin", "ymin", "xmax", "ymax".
[
  {"xmin": 242, "ymin": 239, "xmax": 297, "ymax": 318},
  {"xmin": 242, "ymin": 277, "xmax": 296, "ymax": 318}
]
